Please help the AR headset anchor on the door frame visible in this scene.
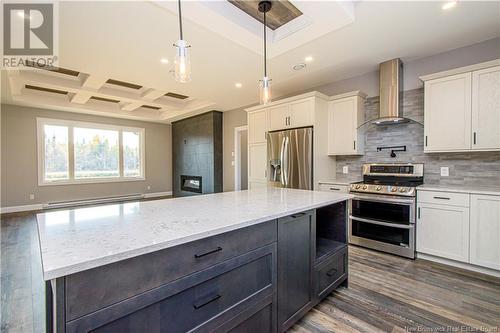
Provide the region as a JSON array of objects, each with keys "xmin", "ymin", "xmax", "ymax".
[{"xmin": 234, "ymin": 125, "xmax": 248, "ymax": 191}]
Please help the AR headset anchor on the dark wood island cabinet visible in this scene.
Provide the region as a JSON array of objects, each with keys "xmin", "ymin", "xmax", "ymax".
[{"xmin": 39, "ymin": 189, "xmax": 350, "ymax": 333}]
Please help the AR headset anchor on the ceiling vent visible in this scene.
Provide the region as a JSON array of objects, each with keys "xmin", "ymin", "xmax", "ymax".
[
  {"xmin": 90, "ymin": 96, "xmax": 120, "ymax": 103},
  {"xmin": 25, "ymin": 61, "xmax": 80, "ymax": 77},
  {"xmin": 164, "ymin": 92, "xmax": 189, "ymax": 100},
  {"xmin": 106, "ymin": 79, "xmax": 143, "ymax": 90},
  {"xmin": 142, "ymin": 105, "xmax": 161, "ymax": 110},
  {"xmin": 25, "ymin": 85, "xmax": 68, "ymax": 95}
]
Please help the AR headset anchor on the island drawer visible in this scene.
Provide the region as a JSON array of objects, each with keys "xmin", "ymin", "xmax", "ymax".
[
  {"xmin": 315, "ymin": 247, "xmax": 347, "ymax": 299},
  {"xmin": 65, "ymin": 220, "xmax": 277, "ymax": 321},
  {"xmin": 66, "ymin": 244, "xmax": 276, "ymax": 333}
]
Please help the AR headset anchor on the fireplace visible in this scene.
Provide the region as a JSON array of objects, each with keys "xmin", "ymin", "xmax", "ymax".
[{"xmin": 181, "ymin": 175, "xmax": 202, "ymax": 194}]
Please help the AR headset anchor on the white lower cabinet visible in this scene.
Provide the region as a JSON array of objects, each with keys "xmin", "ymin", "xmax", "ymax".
[
  {"xmin": 417, "ymin": 203, "xmax": 470, "ymax": 263},
  {"xmin": 317, "ymin": 183, "xmax": 349, "ymax": 193},
  {"xmin": 470, "ymin": 194, "xmax": 500, "ymax": 270}
]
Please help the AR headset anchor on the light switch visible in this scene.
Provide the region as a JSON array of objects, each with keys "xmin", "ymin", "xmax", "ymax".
[
  {"xmin": 231, "ymin": 161, "xmax": 235, "ymax": 166},
  {"xmin": 440, "ymin": 167, "xmax": 449, "ymax": 177},
  {"xmin": 147, "ymin": 185, "xmax": 151, "ymax": 190},
  {"xmin": 342, "ymin": 166, "xmax": 349, "ymax": 174},
  {"xmin": 231, "ymin": 151, "xmax": 235, "ymax": 157}
]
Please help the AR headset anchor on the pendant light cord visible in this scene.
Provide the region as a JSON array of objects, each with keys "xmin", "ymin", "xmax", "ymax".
[
  {"xmin": 263, "ymin": 9, "xmax": 267, "ymax": 77},
  {"xmin": 178, "ymin": 0, "xmax": 183, "ymax": 40}
]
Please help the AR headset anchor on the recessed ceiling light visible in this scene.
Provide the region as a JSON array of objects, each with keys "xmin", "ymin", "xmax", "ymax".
[
  {"xmin": 442, "ymin": 1, "xmax": 457, "ymax": 10},
  {"xmin": 160, "ymin": 58, "xmax": 169, "ymax": 64},
  {"xmin": 305, "ymin": 56, "xmax": 314, "ymax": 62},
  {"xmin": 293, "ymin": 63, "xmax": 306, "ymax": 71},
  {"xmin": 235, "ymin": 83, "xmax": 242, "ymax": 88}
]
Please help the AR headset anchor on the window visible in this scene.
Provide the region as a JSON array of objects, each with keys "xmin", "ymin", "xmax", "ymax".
[{"xmin": 37, "ymin": 118, "xmax": 145, "ymax": 185}]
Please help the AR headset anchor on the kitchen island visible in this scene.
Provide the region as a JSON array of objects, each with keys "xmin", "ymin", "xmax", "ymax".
[{"xmin": 37, "ymin": 188, "xmax": 351, "ymax": 333}]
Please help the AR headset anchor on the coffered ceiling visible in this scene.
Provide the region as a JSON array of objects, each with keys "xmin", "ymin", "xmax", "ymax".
[{"xmin": 1, "ymin": 0, "xmax": 499, "ymax": 123}]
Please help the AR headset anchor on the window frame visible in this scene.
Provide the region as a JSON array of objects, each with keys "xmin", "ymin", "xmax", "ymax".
[{"xmin": 37, "ymin": 118, "xmax": 145, "ymax": 186}]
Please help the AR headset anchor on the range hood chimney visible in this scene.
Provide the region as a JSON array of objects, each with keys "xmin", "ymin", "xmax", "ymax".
[{"xmin": 372, "ymin": 58, "xmax": 408, "ymax": 125}]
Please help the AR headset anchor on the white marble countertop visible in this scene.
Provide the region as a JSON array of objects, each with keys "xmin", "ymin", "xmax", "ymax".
[
  {"xmin": 318, "ymin": 177, "xmax": 362, "ymax": 186},
  {"xmin": 36, "ymin": 188, "xmax": 351, "ymax": 280},
  {"xmin": 417, "ymin": 184, "xmax": 500, "ymax": 196}
]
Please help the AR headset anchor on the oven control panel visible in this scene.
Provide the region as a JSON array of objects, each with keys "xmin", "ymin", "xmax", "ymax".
[{"xmin": 350, "ymin": 183, "xmax": 416, "ymax": 197}]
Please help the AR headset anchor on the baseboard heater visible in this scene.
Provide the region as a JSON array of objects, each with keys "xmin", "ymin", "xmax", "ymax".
[{"xmin": 43, "ymin": 194, "xmax": 145, "ymax": 209}]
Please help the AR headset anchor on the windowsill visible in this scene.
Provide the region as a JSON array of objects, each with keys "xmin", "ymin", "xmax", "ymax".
[{"xmin": 38, "ymin": 177, "xmax": 146, "ymax": 187}]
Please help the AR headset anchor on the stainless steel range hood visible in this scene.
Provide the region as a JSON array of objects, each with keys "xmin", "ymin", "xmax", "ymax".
[{"xmin": 372, "ymin": 58, "xmax": 409, "ymax": 125}]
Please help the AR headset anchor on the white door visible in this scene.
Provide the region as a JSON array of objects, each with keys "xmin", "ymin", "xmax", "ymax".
[
  {"xmin": 248, "ymin": 143, "xmax": 267, "ymax": 183},
  {"xmin": 289, "ymin": 99, "xmax": 314, "ymax": 128},
  {"xmin": 417, "ymin": 203, "xmax": 470, "ymax": 262},
  {"xmin": 470, "ymin": 194, "xmax": 500, "ymax": 270},
  {"xmin": 424, "ymin": 73, "xmax": 472, "ymax": 151},
  {"xmin": 472, "ymin": 66, "xmax": 500, "ymax": 150},
  {"xmin": 328, "ymin": 98, "xmax": 356, "ymax": 155},
  {"xmin": 248, "ymin": 109, "xmax": 268, "ymax": 144},
  {"xmin": 268, "ymin": 104, "xmax": 290, "ymax": 131}
]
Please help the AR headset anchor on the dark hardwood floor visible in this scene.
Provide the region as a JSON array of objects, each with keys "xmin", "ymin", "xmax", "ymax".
[{"xmin": 1, "ymin": 211, "xmax": 499, "ymax": 333}]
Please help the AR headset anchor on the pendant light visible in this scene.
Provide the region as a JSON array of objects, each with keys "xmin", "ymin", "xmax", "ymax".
[
  {"xmin": 258, "ymin": 1, "xmax": 272, "ymax": 105},
  {"xmin": 173, "ymin": 0, "xmax": 191, "ymax": 83}
]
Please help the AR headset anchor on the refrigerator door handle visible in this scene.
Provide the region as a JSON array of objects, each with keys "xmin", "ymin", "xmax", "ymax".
[
  {"xmin": 283, "ymin": 136, "xmax": 290, "ymax": 187},
  {"xmin": 280, "ymin": 137, "xmax": 286, "ymax": 186}
]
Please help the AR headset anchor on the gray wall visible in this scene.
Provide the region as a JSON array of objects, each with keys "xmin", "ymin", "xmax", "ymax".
[
  {"xmin": 307, "ymin": 37, "xmax": 500, "ymax": 98},
  {"xmin": 240, "ymin": 130, "xmax": 248, "ymax": 190},
  {"xmin": 222, "ymin": 108, "xmax": 247, "ymax": 192},
  {"xmin": 1, "ymin": 104, "xmax": 172, "ymax": 208},
  {"xmin": 335, "ymin": 89, "xmax": 500, "ymax": 187}
]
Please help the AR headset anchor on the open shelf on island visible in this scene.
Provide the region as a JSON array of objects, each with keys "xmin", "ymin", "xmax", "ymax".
[{"xmin": 315, "ymin": 200, "xmax": 348, "ymax": 265}]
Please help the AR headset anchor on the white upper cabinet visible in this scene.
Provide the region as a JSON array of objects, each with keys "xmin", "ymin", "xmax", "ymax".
[
  {"xmin": 423, "ymin": 72, "xmax": 472, "ymax": 152},
  {"xmin": 470, "ymin": 194, "xmax": 500, "ymax": 270},
  {"xmin": 289, "ymin": 99, "xmax": 315, "ymax": 128},
  {"xmin": 327, "ymin": 92, "xmax": 365, "ymax": 155},
  {"xmin": 472, "ymin": 66, "xmax": 500, "ymax": 150},
  {"xmin": 268, "ymin": 97, "xmax": 315, "ymax": 131},
  {"xmin": 421, "ymin": 60, "xmax": 500, "ymax": 152},
  {"xmin": 268, "ymin": 104, "xmax": 290, "ymax": 131},
  {"xmin": 248, "ymin": 109, "xmax": 268, "ymax": 144}
]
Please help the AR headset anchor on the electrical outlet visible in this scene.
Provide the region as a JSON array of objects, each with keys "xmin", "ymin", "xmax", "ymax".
[
  {"xmin": 342, "ymin": 166, "xmax": 349, "ymax": 174},
  {"xmin": 231, "ymin": 161, "xmax": 235, "ymax": 166},
  {"xmin": 440, "ymin": 167, "xmax": 449, "ymax": 177},
  {"xmin": 147, "ymin": 185, "xmax": 151, "ymax": 190},
  {"xmin": 231, "ymin": 151, "xmax": 235, "ymax": 157},
  {"xmin": 29, "ymin": 194, "xmax": 35, "ymax": 200}
]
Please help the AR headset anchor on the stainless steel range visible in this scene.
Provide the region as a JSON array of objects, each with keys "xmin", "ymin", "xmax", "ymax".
[{"xmin": 348, "ymin": 163, "xmax": 424, "ymax": 259}]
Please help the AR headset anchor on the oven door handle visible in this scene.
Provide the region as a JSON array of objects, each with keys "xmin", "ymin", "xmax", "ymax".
[
  {"xmin": 350, "ymin": 194, "xmax": 415, "ymax": 205},
  {"xmin": 350, "ymin": 216, "xmax": 414, "ymax": 229}
]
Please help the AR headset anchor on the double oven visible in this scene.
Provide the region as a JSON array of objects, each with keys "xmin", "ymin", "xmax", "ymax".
[{"xmin": 348, "ymin": 163, "xmax": 423, "ymax": 259}]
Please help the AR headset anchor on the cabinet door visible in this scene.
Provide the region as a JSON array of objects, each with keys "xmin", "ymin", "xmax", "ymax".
[
  {"xmin": 424, "ymin": 73, "xmax": 472, "ymax": 151},
  {"xmin": 290, "ymin": 99, "xmax": 314, "ymax": 128},
  {"xmin": 470, "ymin": 194, "xmax": 500, "ymax": 270},
  {"xmin": 269, "ymin": 104, "xmax": 290, "ymax": 131},
  {"xmin": 328, "ymin": 98, "xmax": 357, "ymax": 155},
  {"xmin": 248, "ymin": 109, "xmax": 268, "ymax": 144},
  {"xmin": 416, "ymin": 203, "xmax": 469, "ymax": 262},
  {"xmin": 248, "ymin": 143, "xmax": 267, "ymax": 182},
  {"xmin": 472, "ymin": 66, "xmax": 500, "ymax": 150},
  {"xmin": 278, "ymin": 211, "xmax": 314, "ymax": 332}
]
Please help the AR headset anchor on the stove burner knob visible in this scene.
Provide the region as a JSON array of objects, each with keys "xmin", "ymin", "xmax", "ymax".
[
  {"xmin": 355, "ymin": 184, "xmax": 361, "ymax": 189},
  {"xmin": 399, "ymin": 188, "xmax": 407, "ymax": 193},
  {"xmin": 362, "ymin": 185, "xmax": 368, "ymax": 190},
  {"xmin": 375, "ymin": 186, "xmax": 382, "ymax": 191},
  {"xmin": 391, "ymin": 187, "xmax": 398, "ymax": 192}
]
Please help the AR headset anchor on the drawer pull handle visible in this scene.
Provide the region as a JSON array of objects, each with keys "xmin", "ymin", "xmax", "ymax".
[
  {"xmin": 194, "ymin": 246, "xmax": 222, "ymax": 259},
  {"xmin": 433, "ymin": 196, "xmax": 450, "ymax": 200},
  {"xmin": 193, "ymin": 294, "xmax": 221, "ymax": 309},
  {"xmin": 329, "ymin": 187, "xmax": 340, "ymax": 191},
  {"xmin": 326, "ymin": 268, "xmax": 338, "ymax": 277},
  {"xmin": 291, "ymin": 212, "xmax": 306, "ymax": 218}
]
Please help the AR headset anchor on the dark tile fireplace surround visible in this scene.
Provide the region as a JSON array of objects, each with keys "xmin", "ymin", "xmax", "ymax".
[{"xmin": 172, "ymin": 111, "xmax": 223, "ymax": 197}]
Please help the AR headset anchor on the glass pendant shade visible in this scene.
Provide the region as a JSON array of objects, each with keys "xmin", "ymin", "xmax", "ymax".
[
  {"xmin": 174, "ymin": 39, "xmax": 191, "ymax": 83},
  {"xmin": 259, "ymin": 76, "xmax": 272, "ymax": 105}
]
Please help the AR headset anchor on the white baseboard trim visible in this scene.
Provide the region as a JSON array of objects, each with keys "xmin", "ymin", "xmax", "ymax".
[
  {"xmin": 1, "ymin": 191, "xmax": 173, "ymax": 214},
  {"xmin": 417, "ymin": 252, "xmax": 500, "ymax": 278},
  {"xmin": 144, "ymin": 191, "xmax": 172, "ymax": 198},
  {"xmin": 0, "ymin": 204, "xmax": 44, "ymax": 214}
]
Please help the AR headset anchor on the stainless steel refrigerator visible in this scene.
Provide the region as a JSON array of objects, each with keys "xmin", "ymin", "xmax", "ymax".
[{"xmin": 267, "ymin": 127, "xmax": 313, "ymax": 190}]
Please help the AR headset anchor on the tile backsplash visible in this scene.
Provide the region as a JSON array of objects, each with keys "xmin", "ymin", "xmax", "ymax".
[{"xmin": 335, "ymin": 88, "xmax": 500, "ymax": 186}]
